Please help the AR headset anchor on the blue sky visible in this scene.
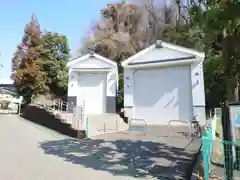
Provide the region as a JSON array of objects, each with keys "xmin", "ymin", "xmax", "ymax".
[{"xmin": 0, "ymin": 0, "xmax": 112, "ymax": 83}]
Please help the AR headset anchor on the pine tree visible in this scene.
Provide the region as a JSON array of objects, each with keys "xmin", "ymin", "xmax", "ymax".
[{"xmin": 11, "ymin": 14, "xmax": 47, "ymax": 103}]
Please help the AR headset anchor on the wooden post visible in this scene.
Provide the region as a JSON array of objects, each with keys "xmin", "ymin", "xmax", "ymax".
[{"xmin": 198, "ymin": 159, "xmax": 204, "ymax": 180}]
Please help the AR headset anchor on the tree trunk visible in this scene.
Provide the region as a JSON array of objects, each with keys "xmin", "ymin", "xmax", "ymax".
[
  {"xmin": 234, "ymin": 79, "xmax": 239, "ymax": 102},
  {"xmin": 226, "ymin": 82, "xmax": 234, "ymax": 102}
]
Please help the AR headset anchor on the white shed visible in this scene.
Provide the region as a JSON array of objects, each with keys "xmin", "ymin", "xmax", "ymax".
[
  {"xmin": 67, "ymin": 53, "xmax": 118, "ymax": 114},
  {"xmin": 122, "ymin": 41, "xmax": 206, "ymax": 125}
]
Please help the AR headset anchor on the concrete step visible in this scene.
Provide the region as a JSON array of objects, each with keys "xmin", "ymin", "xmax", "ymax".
[
  {"xmin": 51, "ymin": 111, "xmax": 128, "ymax": 138},
  {"xmin": 54, "ymin": 111, "xmax": 84, "ymax": 131},
  {"xmin": 49, "ymin": 110, "xmax": 86, "ymax": 138},
  {"xmin": 57, "ymin": 112, "xmax": 74, "ymax": 122}
]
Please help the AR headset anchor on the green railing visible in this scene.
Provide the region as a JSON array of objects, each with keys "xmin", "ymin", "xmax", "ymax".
[{"xmin": 202, "ymin": 124, "xmax": 240, "ymax": 179}]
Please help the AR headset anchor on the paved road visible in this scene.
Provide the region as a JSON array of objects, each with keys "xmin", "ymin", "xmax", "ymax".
[{"xmin": 0, "ymin": 115, "xmax": 149, "ymax": 180}]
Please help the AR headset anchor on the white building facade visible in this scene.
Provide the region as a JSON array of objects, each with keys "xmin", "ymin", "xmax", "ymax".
[
  {"xmin": 122, "ymin": 41, "xmax": 206, "ymax": 125},
  {"xmin": 67, "ymin": 53, "xmax": 118, "ymax": 114}
]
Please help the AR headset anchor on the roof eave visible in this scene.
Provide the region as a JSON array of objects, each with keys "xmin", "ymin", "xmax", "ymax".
[
  {"xmin": 121, "ymin": 41, "xmax": 205, "ymax": 67},
  {"xmin": 128, "ymin": 56, "xmax": 196, "ymax": 66},
  {"xmin": 125, "ymin": 58, "xmax": 197, "ymax": 69},
  {"xmin": 67, "ymin": 53, "xmax": 117, "ymax": 68},
  {"xmin": 66, "ymin": 54, "xmax": 90, "ymax": 67}
]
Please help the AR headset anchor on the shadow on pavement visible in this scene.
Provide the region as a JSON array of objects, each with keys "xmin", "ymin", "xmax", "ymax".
[{"xmin": 39, "ymin": 138, "xmax": 199, "ymax": 179}]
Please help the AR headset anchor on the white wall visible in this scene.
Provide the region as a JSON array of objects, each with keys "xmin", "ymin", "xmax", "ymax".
[
  {"xmin": 123, "ymin": 68, "xmax": 134, "ymax": 118},
  {"xmin": 190, "ymin": 58, "xmax": 205, "ymax": 106},
  {"xmin": 67, "ymin": 70, "xmax": 79, "ymax": 97},
  {"xmin": 67, "ymin": 55, "xmax": 118, "ymax": 114},
  {"xmin": 68, "ymin": 70, "xmax": 117, "ymax": 97},
  {"xmin": 190, "ymin": 58, "xmax": 206, "ymax": 124},
  {"xmin": 106, "ymin": 71, "xmax": 117, "ymax": 97},
  {"xmin": 124, "ymin": 59, "xmax": 206, "ymax": 122},
  {"xmin": 123, "ymin": 68, "xmax": 134, "ymax": 106},
  {"xmin": 68, "ymin": 56, "xmax": 118, "ymax": 99},
  {"xmin": 193, "ymin": 106, "xmax": 206, "ymax": 126}
]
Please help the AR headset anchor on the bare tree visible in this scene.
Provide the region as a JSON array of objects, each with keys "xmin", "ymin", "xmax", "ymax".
[
  {"xmin": 80, "ymin": 0, "xmax": 196, "ymax": 60},
  {"xmin": 80, "ymin": 2, "xmax": 145, "ymax": 61}
]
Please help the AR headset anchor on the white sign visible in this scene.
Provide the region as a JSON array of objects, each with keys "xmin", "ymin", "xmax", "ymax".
[
  {"xmin": 230, "ymin": 106, "xmax": 240, "ymax": 141},
  {"xmin": 229, "ymin": 105, "xmax": 240, "ymax": 162}
]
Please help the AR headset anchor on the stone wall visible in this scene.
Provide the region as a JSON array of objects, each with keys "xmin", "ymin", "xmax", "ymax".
[{"xmin": 21, "ymin": 105, "xmax": 85, "ymax": 138}]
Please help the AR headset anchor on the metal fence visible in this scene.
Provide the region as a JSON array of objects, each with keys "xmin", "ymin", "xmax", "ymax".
[
  {"xmin": 202, "ymin": 127, "xmax": 240, "ymax": 180},
  {"xmin": 73, "ymin": 105, "xmax": 85, "ymax": 139},
  {"xmin": 51, "ymin": 100, "xmax": 85, "ymax": 140},
  {"xmin": 128, "ymin": 118, "xmax": 147, "ymax": 135}
]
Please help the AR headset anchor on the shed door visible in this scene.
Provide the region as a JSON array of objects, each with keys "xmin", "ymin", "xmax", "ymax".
[
  {"xmin": 133, "ymin": 66, "xmax": 193, "ymax": 124},
  {"xmin": 78, "ymin": 73, "xmax": 106, "ymax": 114}
]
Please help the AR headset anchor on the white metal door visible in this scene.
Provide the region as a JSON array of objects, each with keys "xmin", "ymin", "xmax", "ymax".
[
  {"xmin": 78, "ymin": 73, "xmax": 106, "ymax": 114},
  {"xmin": 133, "ymin": 66, "xmax": 193, "ymax": 123}
]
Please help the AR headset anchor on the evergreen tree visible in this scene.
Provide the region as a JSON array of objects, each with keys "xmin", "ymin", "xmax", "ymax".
[
  {"xmin": 41, "ymin": 32, "xmax": 70, "ymax": 97},
  {"xmin": 11, "ymin": 14, "xmax": 47, "ymax": 102}
]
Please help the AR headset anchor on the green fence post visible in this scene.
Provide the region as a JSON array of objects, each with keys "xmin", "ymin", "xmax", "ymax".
[
  {"xmin": 221, "ymin": 103, "xmax": 234, "ymax": 180},
  {"xmin": 202, "ymin": 129, "xmax": 212, "ymax": 180}
]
